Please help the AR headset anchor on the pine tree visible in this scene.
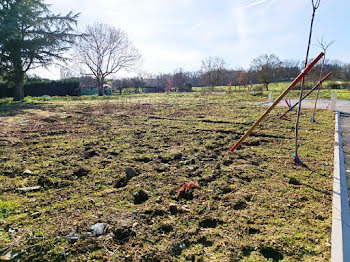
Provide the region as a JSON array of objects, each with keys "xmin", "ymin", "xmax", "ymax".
[{"xmin": 0, "ymin": 0, "xmax": 79, "ymax": 100}]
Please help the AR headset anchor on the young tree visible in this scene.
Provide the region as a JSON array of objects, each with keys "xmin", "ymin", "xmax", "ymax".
[
  {"xmin": 200, "ymin": 57, "xmax": 226, "ymax": 88},
  {"xmin": 294, "ymin": 0, "xmax": 321, "ymax": 163},
  {"xmin": 250, "ymin": 54, "xmax": 282, "ymax": 90},
  {"xmin": 237, "ymin": 70, "xmax": 248, "ymax": 90},
  {"xmin": 165, "ymin": 77, "xmax": 172, "ymax": 92},
  {"xmin": 0, "ymin": 0, "xmax": 79, "ymax": 100},
  {"xmin": 75, "ymin": 23, "xmax": 141, "ymax": 96}
]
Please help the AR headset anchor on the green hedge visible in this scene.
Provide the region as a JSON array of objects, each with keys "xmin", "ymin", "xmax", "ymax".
[{"xmin": 0, "ymin": 79, "xmax": 81, "ymax": 98}]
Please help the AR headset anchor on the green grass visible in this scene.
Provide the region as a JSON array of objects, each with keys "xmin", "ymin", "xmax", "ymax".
[
  {"xmin": 0, "ymin": 200, "xmax": 17, "ymax": 219},
  {"xmin": 0, "ymin": 91, "xmax": 334, "ymax": 261},
  {"xmin": 193, "ymin": 80, "xmax": 350, "ymax": 100}
]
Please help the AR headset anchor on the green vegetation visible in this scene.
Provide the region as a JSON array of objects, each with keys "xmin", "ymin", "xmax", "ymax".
[
  {"xmin": 193, "ymin": 80, "xmax": 350, "ymax": 99},
  {"xmin": 0, "ymin": 92, "xmax": 333, "ymax": 261},
  {"xmin": 0, "ymin": 200, "xmax": 17, "ymax": 219}
]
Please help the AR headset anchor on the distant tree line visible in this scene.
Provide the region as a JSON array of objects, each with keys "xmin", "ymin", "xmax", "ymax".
[{"xmin": 93, "ymin": 55, "xmax": 350, "ymax": 94}]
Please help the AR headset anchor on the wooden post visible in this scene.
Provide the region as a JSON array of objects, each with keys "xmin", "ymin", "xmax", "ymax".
[
  {"xmin": 230, "ymin": 52, "xmax": 324, "ymax": 152},
  {"xmin": 280, "ymin": 71, "xmax": 332, "ymax": 118}
]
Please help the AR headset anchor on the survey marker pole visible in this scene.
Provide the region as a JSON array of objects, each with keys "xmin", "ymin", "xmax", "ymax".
[
  {"xmin": 279, "ymin": 71, "xmax": 332, "ymax": 119},
  {"xmin": 230, "ymin": 52, "xmax": 324, "ymax": 152}
]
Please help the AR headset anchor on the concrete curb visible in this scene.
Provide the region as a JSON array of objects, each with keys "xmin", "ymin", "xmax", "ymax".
[{"xmin": 331, "ymin": 111, "xmax": 350, "ymax": 261}]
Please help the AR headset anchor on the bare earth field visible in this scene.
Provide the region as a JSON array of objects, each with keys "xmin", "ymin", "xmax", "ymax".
[{"xmin": 0, "ymin": 93, "xmax": 334, "ymax": 261}]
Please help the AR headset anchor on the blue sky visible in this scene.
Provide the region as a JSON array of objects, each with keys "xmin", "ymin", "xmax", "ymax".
[{"xmin": 39, "ymin": 0, "xmax": 349, "ymax": 79}]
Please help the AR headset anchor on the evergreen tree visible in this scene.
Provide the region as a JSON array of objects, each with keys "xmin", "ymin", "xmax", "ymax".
[{"xmin": 0, "ymin": 0, "xmax": 79, "ymax": 100}]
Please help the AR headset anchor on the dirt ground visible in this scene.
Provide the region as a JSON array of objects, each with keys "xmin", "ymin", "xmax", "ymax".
[{"xmin": 0, "ymin": 93, "xmax": 334, "ymax": 261}]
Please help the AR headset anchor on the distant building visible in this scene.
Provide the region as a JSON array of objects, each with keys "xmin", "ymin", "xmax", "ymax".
[{"xmin": 142, "ymin": 78, "xmax": 165, "ymax": 93}]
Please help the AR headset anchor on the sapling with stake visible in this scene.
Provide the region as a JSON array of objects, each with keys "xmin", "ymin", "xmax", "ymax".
[{"xmin": 294, "ymin": 0, "xmax": 321, "ymax": 163}]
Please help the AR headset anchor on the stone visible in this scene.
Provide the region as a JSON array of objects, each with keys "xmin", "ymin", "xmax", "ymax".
[
  {"xmin": 16, "ymin": 186, "xmax": 41, "ymax": 193},
  {"xmin": 125, "ymin": 167, "xmax": 137, "ymax": 180},
  {"xmin": 31, "ymin": 212, "xmax": 41, "ymax": 218},
  {"xmin": 23, "ymin": 169, "xmax": 33, "ymax": 175}
]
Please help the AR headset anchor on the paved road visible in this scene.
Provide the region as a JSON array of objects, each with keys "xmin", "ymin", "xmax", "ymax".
[{"xmin": 261, "ymin": 98, "xmax": 350, "ymax": 114}]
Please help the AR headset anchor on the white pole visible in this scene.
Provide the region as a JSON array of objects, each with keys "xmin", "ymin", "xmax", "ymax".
[
  {"xmin": 268, "ymin": 92, "xmax": 272, "ymax": 102},
  {"xmin": 331, "ymin": 92, "xmax": 337, "ymax": 111}
]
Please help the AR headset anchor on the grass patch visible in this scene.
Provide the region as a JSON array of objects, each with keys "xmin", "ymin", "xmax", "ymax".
[{"xmin": 0, "ymin": 92, "xmax": 333, "ymax": 261}]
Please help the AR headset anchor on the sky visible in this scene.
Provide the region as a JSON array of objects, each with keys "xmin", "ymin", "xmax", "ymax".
[{"xmin": 36, "ymin": 0, "xmax": 349, "ymax": 79}]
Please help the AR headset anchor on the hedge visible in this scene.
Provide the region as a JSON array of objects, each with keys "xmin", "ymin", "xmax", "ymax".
[{"xmin": 0, "ymin": 79, "xmax": 81, "ymax": 98}]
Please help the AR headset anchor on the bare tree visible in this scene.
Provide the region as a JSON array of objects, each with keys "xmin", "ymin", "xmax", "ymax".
[
  {"xmin": 200, "ymin": 57, "xmax": 226, "ymax": 88},
  {"xmin": 312, "ymin": 37, "xmax": 334, "ymax": 120},
  {"xmin": 294, "ymin": 0, "xmax": 321, "ymax": 163},
  {"xmin": 173, "ymin": 68, "xmax": 188, "ymax": 91},
  {"xmin": 250, "ymin": 54, "xmax": 282, "ymax": 90},
  {"xmin": 237, "ymin": 70, "xmax": 248, "ymax": 90},
  {"xmin": 75, "ymin": 23, "xmax": 141, "ymax": 96}
]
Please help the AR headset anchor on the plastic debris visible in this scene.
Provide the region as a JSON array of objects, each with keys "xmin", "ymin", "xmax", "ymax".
[
  {"xmin": 8, "ymin": 227, "xmax": 18, "ymax": 234},
  {"xmin": 176, "ymin": 181, "xmax": 200, "ymax": 199},
  {"xmin": 0, "ymin": 250, "xmax": 21, "ymax": 261},
  {"xmin": 65, "ymin": 232, "xmax": 80, "ymax": 242},
  {"xmin": 292, "ymin": 153, "xmax": 301, "ymax": 163},
  {"xmin": 91, "ymin": 223, "xmax": 109, "ymax": 236},
  {"xmin": 310, "ymin": 117, "xmax": 317, "ymax": 123}
]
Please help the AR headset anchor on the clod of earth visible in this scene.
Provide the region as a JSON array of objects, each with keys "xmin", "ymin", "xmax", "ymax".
[
  {"xmin": 169, "ymin": 203, "xmax": 178, "ymax": 215},
  {"xmin": 289, "ymin": 177, "xmax": 301, "ymax": 185},
  {"xmin": 73, "ymin": 168, "xmax": 89, "ymax": 178},
  {"xmin": 260, "ymin": 246, "xmax": 284, "ymax": 261},
  {"xmin": 133, "ymin": 190, "xmax": 149, "ymax": 204},
  {"xmin": 114, "ymin": 177, "xmax": 129, "ymax": 188},
  {"xmin": 199, "ymin": 217, "xmax": 223, "ymax": 228},
  {"xmin": 112, "ymin": 224, "xmax": 136, "ymax": 243},
  {"xmin": 233, "ymin": 200, "xmax": 247, "ymax": 210}
]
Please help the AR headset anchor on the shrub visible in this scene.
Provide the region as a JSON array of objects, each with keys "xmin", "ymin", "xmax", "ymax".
[
  {"xmin": 24, "ymin": 79, "xmax": 81, "ymax": 96},
  {"xmin": 0, "ymin": 79, "xmax": 81, "ymax": 98},
  {"xmin": 181, "ymin": 82, "xmax": 193, "ymax": 92}
]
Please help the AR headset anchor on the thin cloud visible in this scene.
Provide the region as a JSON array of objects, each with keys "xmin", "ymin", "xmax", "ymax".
[{"xmin": 241, "ymin": 0, "xmax": 269, "ymax": 9}]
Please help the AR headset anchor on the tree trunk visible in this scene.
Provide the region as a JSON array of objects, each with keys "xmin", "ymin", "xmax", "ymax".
[
  {"xmin": 265, "ymin": 83, "xmax": 269, "ymax": 91},
  {"xmin": 13, "ymin": 73, "xmax": 25, "ymax": 101},
  {"xmin": 98, "ymin": 81, "xmax": 104, "ymax": 96}
]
